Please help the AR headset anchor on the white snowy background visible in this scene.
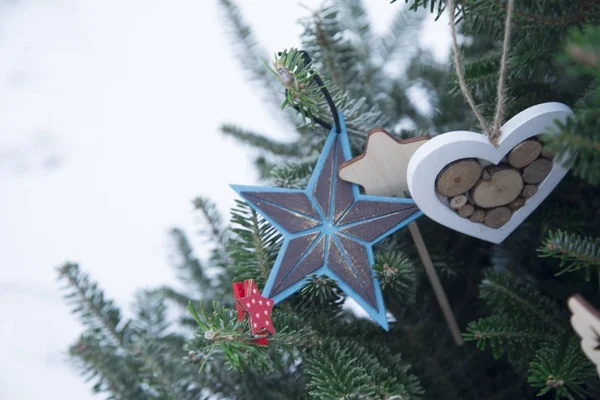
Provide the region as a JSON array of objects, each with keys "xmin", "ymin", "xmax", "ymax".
[{"xmin": 0, "ymin": 1, "xmax": 449, "ymax": 398}]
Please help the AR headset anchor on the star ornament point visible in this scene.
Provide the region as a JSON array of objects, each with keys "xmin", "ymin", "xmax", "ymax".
[{"xmin": 231, "ymin": 115, "xmax": 422, "ymax": 330}]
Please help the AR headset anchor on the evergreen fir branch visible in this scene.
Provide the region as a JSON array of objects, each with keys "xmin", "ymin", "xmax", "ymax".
[
  {"xmin": 297, "ymin": 2, "xmax": 430, "ymax": 127},
  {"xmin": 472, "ymin": 0, "xmax": 599, "ymax": 30},
  {"xmin": 460, "ymin": 52, "xmax": 501, "ymax": 87},
  {"xmin": 193, "ymin": 197, "xmax": 228, "ymax": 247},
  {"xmin": 373, "ymin": 251, "xmax": 417, "ymax": 296},
  {"xmin": 304, "ymin": 0, "xmax": 375, "ymax": 99},
  {"xmin": 298, "ymin": 3, "xmax": 366, "ymax": 95},
  {"xmin": 338, "ymin": 96, "xmax": 390, "ymax": 137},
  {"xmin": 187, "ymin": 301, "xmax": 310, "ymax": 373},
  {"xmin": 538, "ymin": 229, "xmax": 600, "ymax": 279},
  {"xmin": 379, "ymin": 4, "xmax": 426, "ymax": 65},
  {"xmin": 193, "ymin": 196, "xmax": 232, "ymax": 270},
  {"xmin": 544, "ymin": 105, "xmax": 600, "ymax": 185},
  {"xmin": 405, "ymin": 55, "xmax": 447, "ymax": 94},
  {"xmin": 558, "ymin": 23, "xmax": 600, "ymax": 78},
  {"xmin": 359, "ymin": 339, "xmax": 424, "ymax": 399},
  {"xmin": 160, "ymin": 286, "xmax": 199, "ymax": 309},
  {"xmin": 133, "ymin": 338, "xmax": 185, "ymax": 400},
  {"xmin": 69, "ymin": 335, "xmax": 145, "ymax": 400},
  {"xmin": 337, "ymin": 0, "xmax": 373, "ymax": 50},
  {"xmin": 168, "ymin": 228, "xmax": 214, "ymax": 294},
  {"xmin": 57, "ymin": 263, "xmax": 131, "ymax": 348},
  {"xmin": 289, "ymin": 275, "xmax": 345, "ymax": 320},
  {"xmin": 268, "ymin": 48, "xmax": 388, "ymax": 137},
  {"xmin": 464, "ymin": 315, "xmax": 553, "ymax": 361},
  {"xmin": 132, "ymin": 289, "xmax": 171, "ymax": 339},
  {"xmin": 479, "ymin": 269, "xmax": 567, "ymax": 333},
  {"xmin": 254, "ymin": 156, "xmax": 277, "ymax": 181},
  {"xmin": 528, "ymin": 336, "xmax": 595, "ymax": 399},
  {"xmin": 508, "ymin": 29, "xmax": 560, "ymax": 81},
  {"xmin": 306, "ymin": 338, "xmax": 423, "ymax": 399},
  {"xmin": 61, "ymin": 266, "xmax": 202, "ymax": 399},
  {"xmin": 269, "ymin": 155, "xmax": 318, "ymax": 189},
  {"xmin": 220, "ymin": 124, "xmax": 301, "ymax": 156},
  {"xmin": 217, "ymin": 0, "xmax": 288, "ymax": 108},
  {"xmin": 402, "ymin": 0, "xmax": 446, "ymax": 20},
  {"xmin": 373, "ymin": 250, "xmax": 420, "ymax": 319},
  {"xmin": 228, "ymin": 200, "xmax": 282, "ymax": 287},
  {"xmin": 219, "ymin": 368, "xmax": 308, "ymax": 400},
  {"xmin": 491, "ymin": 0, "xmax": 600, "ymax": 29},
  {"xmin": 267, "ymin": 48, "xmax": 331, "ymax": 128},
  {"xmin": 404, "ymin": 0, "xmax": 600, "ymax": 33},
  {"xmin": 526, "ymin": 194, "xmax": 590, "ymax": 236},
  {"xmin": 306, "ymin": 339, "xmax": 378, "ymax": 399}
]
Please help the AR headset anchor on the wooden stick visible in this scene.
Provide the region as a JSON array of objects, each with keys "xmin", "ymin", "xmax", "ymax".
[{"xmin": 408, "ymin": 221, "xmax": 464, "ymax": 346}]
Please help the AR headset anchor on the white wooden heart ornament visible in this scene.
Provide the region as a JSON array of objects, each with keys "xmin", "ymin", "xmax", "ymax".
[{"xmin": 407, "ymin": 102, "xmax": 573, "ymax": 244}]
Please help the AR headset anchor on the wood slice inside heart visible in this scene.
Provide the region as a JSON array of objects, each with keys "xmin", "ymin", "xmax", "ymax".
[
  {"xmin": 435, "ymin": 137, "xmax": 554, "ymax": 229},
  {"xmin": 435, "ymin": 159, "xmax": 482, "ymax": 197},
  {"xmin": 508, "ymin": 140, "xmax": 541, "ymax": 168},
  {"xmin": 470, "ymin": 166, "xmax": 523, "ymax": 208}
]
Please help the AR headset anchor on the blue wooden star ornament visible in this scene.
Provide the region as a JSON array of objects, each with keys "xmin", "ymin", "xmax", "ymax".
[{"xmin": 231, "ymin": 114, "xmax": 422, "ymax": 330}]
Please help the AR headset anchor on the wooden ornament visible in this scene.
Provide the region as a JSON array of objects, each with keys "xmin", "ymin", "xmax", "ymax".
[
  {"xmin": 236, "ymin": 280, "xmax": 276, "ymax": 335},
  {"xmin": 449, "ymin": 195, "xmax": 468, "ymax": 209},
  {"xmin": 507, "ymin": 197, "xmax": 526, "ymax": 211},
  {"xmin": 521, "ymin": 184, "xmax": 538, "ymax": 198},
  {"xmin": 457, "ymin": 203, "xmax": 475, "ymax": 218},
  {"xmin": 507, "ymin": 139, "xmax": 542, "ymax": 168},
  {"xmin": 568, "ymin": 294, "xmax": 600, "ymax": 377},
  {"xmin": 484, "ymin": 207, "xmax": 512, "ymax": 228},
  {"xmin": 523, "ymin": 158, "xmax": 553, "ymax": 184},
  {"xmin": 407, "ymin": 102, "xmax": 573, "ymax": 243},
  {"xmin": 233, "ymin": 116, "xmax": 422, "ymax": 331},
  {"xmin": 435, "ymin": 159, "xmax": 482, "ymax": 197},
  {"xmin": 469, "ymin": 209, "xmax": 486, "ymax": 223},
  {"xmin": 470, "ymin": 166, "xmax": 523, "ymax": 208},
  {"xmin": 338, "ymin": 129, "xmax": 430, "ymax": 197}
]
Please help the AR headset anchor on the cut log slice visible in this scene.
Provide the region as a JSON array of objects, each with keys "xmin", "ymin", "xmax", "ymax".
[
  {"xmin": 481, "ymin": 169, "xmax": 492, "ymax": 181},
  {"xmin": 484, "ymin": 207, "xmax": 512, "ymax": 228},
  {"xmin": 523, "ymin": 158, "xmax": 552, "ymax": 184},
  {"xmin": 521, "ymin": 184, "xmax": 538, "ymax": 198},
  {"xmin": 458, "ymin": 204, "xmax": 475, "ymax": 218},
  {"xmin": 436, "ymin": 159, "xmax": 482, "ymax": 197},
  {"xmin": 508, "ymin": 197, "xmax": 526, "ymax": 211},
  {"xmin": 508, "ymin": 140, "xmax": 542, "ymax": 168},
  {"xmin": 449, "ymin": 195, "xmax": 468, "ymax": 209},
  {"xmin": 469, "ymin": 209, "xmax": 486, "ymax": 223},
  {"xmin": 470, "ymin": 167, "xmax": 523, "ymax": 208},
  {"xmin": 541, "ymin": 147, "xmax": 556, "ymax": 159}
]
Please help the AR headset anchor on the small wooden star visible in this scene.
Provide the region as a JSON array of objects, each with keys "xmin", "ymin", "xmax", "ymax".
[
  {"xmin": 237, "ymin": 279, "xmax": 275, "ymax": 335},
  {"xmin": 339, "ymin": 128, "xmax": 430, "ymax": 198}
]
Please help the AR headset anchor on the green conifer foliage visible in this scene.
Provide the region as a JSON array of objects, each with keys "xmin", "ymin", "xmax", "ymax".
[{"xmin": 59, "ymin": 0, "xmax": 600, "ymax": 398}]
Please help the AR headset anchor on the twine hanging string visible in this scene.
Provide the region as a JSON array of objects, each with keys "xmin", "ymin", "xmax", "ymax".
[
  {"xmin": 491, "ymin": 0, "xmax": 515, "ymax": 142},
  {"xmin": 447, "ymin": 0, "xmax": 516, "ymax": 147}
]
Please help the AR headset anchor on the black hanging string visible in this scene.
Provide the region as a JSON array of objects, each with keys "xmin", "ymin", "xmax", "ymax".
[{"xmin": 279, "ymin": 50, "xmax": 341, "ymax": 134}]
